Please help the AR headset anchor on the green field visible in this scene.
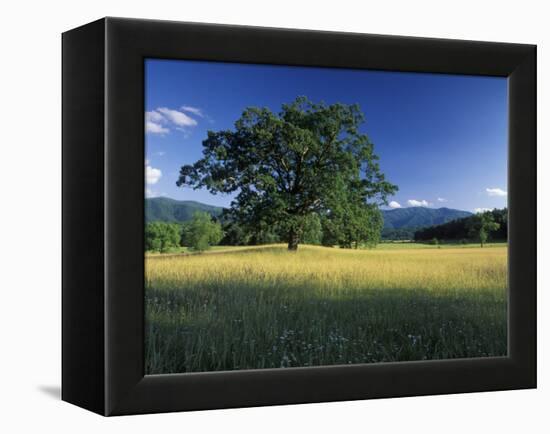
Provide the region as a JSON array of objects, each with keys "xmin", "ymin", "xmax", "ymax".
[{"xmin": 145, "ymin": 244, "xmax": 507, "ymax": 374}]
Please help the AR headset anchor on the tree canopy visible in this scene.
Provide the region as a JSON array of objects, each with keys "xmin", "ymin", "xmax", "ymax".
[
  {"xmin": 181, "ymin": 211, "xmax": 223, "ymax": 252},
  {"xmin": 467, "ymin": 211, "xmax": 500, "ymax": 247},
  {"xmin": 145, "ymin": 222, "xmax": 181, "ymax": 253},
  {"xmin": 177, "ymin": 97, "xmax": 397, "ymax": 250}
]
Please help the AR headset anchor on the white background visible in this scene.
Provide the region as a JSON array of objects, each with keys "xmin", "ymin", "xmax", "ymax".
[{"xmin": 0, "ymin": 0, "xmax": 547, "ymax": 432}]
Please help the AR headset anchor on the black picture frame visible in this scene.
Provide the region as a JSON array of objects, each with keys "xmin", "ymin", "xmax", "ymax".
[{"xmin": 62, "ymin": 17, "xmax": 536, "ymax": 416}]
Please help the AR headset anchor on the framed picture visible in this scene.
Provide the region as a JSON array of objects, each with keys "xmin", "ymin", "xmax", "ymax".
[{"xmin": 62, "ymin": 17, "xmax": 536, "ymax": 416}]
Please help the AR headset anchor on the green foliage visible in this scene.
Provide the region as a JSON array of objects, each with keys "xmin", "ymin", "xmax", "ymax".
[
  {"xmin": 247, "ymin": 220, "xmax": 282, "ymax": 245},
  {"xmin": 323, "ymin": 200, "xmax": 383, "ymax": 248},
  {"xmin": 181, "ymin": 211, "xmax": 223, "ymax": 252},
  {"xmin": 145, "ymin": 222, "xmax": 182, "ymax": 253},
  {"xmin": 467, "ymin": 211, "xmax": 500, "ymax": 248},
  {"xmin": 223, "ymin": 215, "xmax": 322, "ymax": 246},
  {"xmin": 301, "ymin": 213, "xmax": 323, "ymax": 245},
  {"xmin": 178, "ymin": 96, "xmax": 397, "ymax": 250},
  {"xmin": 415, "ymin": 208, "xmax": 507, "ymax": 243},
  {"xmin": 321, "ymin": 176, "xmax": 384, "ymax": 248},
  {"xmin": 489, "ymin": 208, "xmax": 508, "ymax": 239},
  {"xmin": 220, "ymin": 219, "xmax": 252, "ymax": 246}
]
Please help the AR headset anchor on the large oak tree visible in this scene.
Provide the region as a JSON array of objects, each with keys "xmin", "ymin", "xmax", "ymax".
[{"xmin": 177, "ymin": 97, "xmax": 397, "ymax": 250}]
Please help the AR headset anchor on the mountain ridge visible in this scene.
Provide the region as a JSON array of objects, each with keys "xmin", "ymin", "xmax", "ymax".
[
  {"xmin": 382, "ymin": 206, "xmax": 472, "ymax": 229},
  {"xmin": 146, "ymin": 197, "xmax": 223, "ymax": 222},
  {"xmin": 146, "ymin": 197, "xmax": 472, "ymax": 229}
]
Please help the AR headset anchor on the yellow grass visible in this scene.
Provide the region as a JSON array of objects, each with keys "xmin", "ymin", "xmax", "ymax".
[
  {"xmin": 146, "ymin": 244, "xmax": 507, "ymax": 294},
  {"xmin": 145, "ymin": 244, "xmax": 507, "ymax": 374}
]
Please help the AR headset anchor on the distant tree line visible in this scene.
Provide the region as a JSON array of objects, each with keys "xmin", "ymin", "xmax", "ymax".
[
  {"xmin": 381, "ymin": 227, "xmax": 417, "ymax": 241},
  {"xmin": 146, "ymin": 211, "xmax": 223, "ymax": 253},
  {"xmin": 146, "ymin": 206, "xmax": 385, "ymax": 253},
  {"xmin": 146, "ymin": 208, "xmax": 507, "ymax": 253},
  {"xmin": 414, "ymin": 208, "xmax": 507, "ymax": 246}
]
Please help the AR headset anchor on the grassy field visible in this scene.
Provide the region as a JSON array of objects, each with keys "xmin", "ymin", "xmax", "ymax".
[{"xmin": 145, "ymin": 244, "xmax": 507, "ymax": 374}]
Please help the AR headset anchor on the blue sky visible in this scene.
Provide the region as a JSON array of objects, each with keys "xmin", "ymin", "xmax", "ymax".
[{"xmin": 145, "ymin": 59, "xmax": 508, "ymax": 213}]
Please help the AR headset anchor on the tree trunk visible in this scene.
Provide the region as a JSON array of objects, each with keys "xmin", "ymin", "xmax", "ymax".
[{"xmin": 287, "ymin": 230, "xmax": 299, "ymax": 251}]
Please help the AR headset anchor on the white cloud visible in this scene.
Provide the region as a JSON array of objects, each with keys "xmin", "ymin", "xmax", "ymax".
[
  {"xmin": 145, "ymin": 121, "xmax": 169, "ymax": 134},
  {"xmin": 437, "ymin": 197, "xmax": 448, "ymax": 202},
  {"xmin": 180, "ymin": 105, "xmax": 204, "ymax": 117},
  {"xmin": 388, "ymin": 201, "xmax": 401, "ymax": 209},
  {"xmin": 474, "ymin": 207, "xmax": 493, "ymax": 214},
  {"xmin": 157, "ymin": 107, "xmax": 197, "ymax": 127},
  {"xmin": 146, "ymin": 111, "xmax": 164, "ymax": 123},
  {"xmin": 407, "ymin": 199, "xmax": 430, "ymax": 207},
  {"xmin": 145, "ymin": 189, "xmax": 167, "ymax": 198},
  {"xmin": 145, "ymin": 106, "xmax": 202, "ymax": 135},
  {"xmin": 154, "ymin": 151, "xmax": 166, "ymax": 157},
  {"xmin": 146, "ymin": 164, "xmax": 162, "ymax": 185},
  {"xmin": 145, "ymin": 111, "xmax": 170, "ymax": 134},
  {"xmin": 486, "ymin": 187, "xmax": 507, "ymax": 197}
]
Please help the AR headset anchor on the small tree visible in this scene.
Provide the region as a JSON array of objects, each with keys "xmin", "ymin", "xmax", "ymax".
[
  {"xmin": 468, "ymin": 211, "xmax": 500, "ymax": 247},
  {"xmin": 182, "ymin": 211, "xmax": 223, "ymax": 252},
  {"xmin": 145, "ymin": 222, "xmax": 181, "ymax": 253}
]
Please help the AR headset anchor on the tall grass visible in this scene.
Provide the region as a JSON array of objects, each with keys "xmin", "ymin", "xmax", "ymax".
[{"xmin": 145, "ymin": 244, "xmax": 507, "ymax": 374}]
